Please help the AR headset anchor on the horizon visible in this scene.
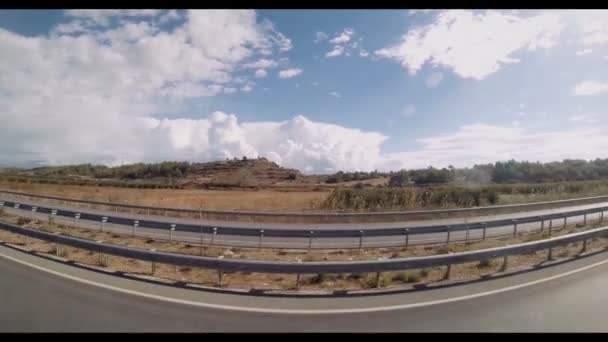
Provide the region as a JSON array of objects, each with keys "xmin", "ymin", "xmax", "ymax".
[{"xmin": 2, "ymin": 10, "xmax": 608, "ymax": 172}]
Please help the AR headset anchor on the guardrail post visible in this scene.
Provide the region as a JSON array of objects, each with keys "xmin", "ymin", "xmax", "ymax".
[
  {"xmin": 217, "ymin": 269, "xmax": 224, "ymax": 287},
  {"xmin": 540, "ymin": 218, "xmax": 545, "ymax": 232},
  {"xmin": 308, "ymin": 231, "xmax": 314, "ymax": 252},
  {"xmin": 132, "ymin": 221, "xmax": 139, "ymax": 237},
  {"xmin": 601, "ymin": 211, "xmax": 604, "ymax": 224},
  {"xmin": 358, "ymin": 230, "xmax": 364, "ymax": 250},
  {"xmin": 547, "ymin": 247, "xmax": 553, "ymax": 261},
  {"xmin": 31, "ymin": 206, "xmax": 37, "ymax": 220},
  {"xmin": 445, "ymin": 226, "xmax": 451, "ymax": 245},
  {"xmin": 581, "ymin": 239, "xmax": 588, "ymax": 254},
  {"xmin": 465, "ymin": 224, "xmax": 470, "ymax": 243},
  {"xmin": 584, "ymin": 213, "xmax": 587, "ymax": 226},
  {"xmin": 404, "ymin": 228, "xmax": 410, "ymax": 248},
  {"xmin": 211, "ymin": 227, "xmax": 217, "ymax": 246},
  {"xmin": 100, "ymin": 217, "xmax": 107, "ymax": 232},
  {"xmin": 375, "ymin": 271, "xmax": 381, "ymax": 288},
  {"xmin": 296, "ymin": 273, "xmax": 301, "ymax": 290},
  {"xmin": 200, "ymin": 227, "xmax": 204, "ymax": 256},
  {"xmin": 549, "ymin": 220, "xmax": 553, "ymax": 236},
  {"xmin": 563, "ymin": 216, "xmax": 567, "ymax": 229},
  {"xmin": 73, "ymin": 213, "xmax": 81, "ymax": 226},
  {"xmin": 169, "ymin": 224, "xmax": 176, "ymax": 241},
  {"xmin": 482, "ymin": 224, "xmax": 487, "ymax": 240},
  {"xmin": 512, "ymin": 220, "xmax": 518, "ymax": 237},
  {"xmin": 150, "ymin": 249, "xmax": 157, "ymax": 275},
  {"xmin": 500, "ymin": 255, "xmax": 508, "ymax": 272},
  {"xmin": 444, "ymin": 264, "xmax": 452, "ymax": 280},
  {"xmin": 258, "ymin": 230, "xmax": 264, "ymax": 249}
]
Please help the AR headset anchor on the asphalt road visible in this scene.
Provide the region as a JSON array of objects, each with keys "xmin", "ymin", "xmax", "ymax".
[
  {"xmin": 2, "ymin": 196, "xmax": 607, "ymax": 249},
  {"xmin": 1, "ymin": 244, "xmax": 608, "ymax": 332}
]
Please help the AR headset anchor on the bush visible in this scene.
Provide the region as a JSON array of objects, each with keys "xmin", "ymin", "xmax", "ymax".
[
  {"xmin": 393, "ymin": 271, "xmax": 421, "ymax": 283},
  {"xmin": 360, "ymin": 273, "xmax": 391, "ymax": 288},
  {"xmin": 17, "ymin": 217, "xmax": 31, "ymax": 226}
]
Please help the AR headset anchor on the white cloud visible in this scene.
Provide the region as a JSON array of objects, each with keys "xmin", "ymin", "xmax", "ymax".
[
  {"xmin": 278, "ymin": 68, "xmax": 303, "ymax": 79},
  {"xmin": 158, "ymin": 10, "xmax": 181, "ymax": 24},
  {"xmin": 254, "ymin": 69, "xmax": 268, "ymax": 78},
  {"xmin": 223, "ymin": 87, "xmax": 237, "ymax": 94},
  {"xmin": 329, "ymin": 91, "xmax": 341, "ymax": 98},
  {"xmin": 359, "ymin": 49, "xmax": 370, "ymax": 57},
  {"xmin": 314, "ymin": 31, "xmax": 328, "ymax": 43},
  {"xmin": 573, "ymin": 80, "xmax": 608, "ymax": 96},
  {"xmin": 569, "ymin": 113, "xmax": 598, "ymax": 124},
  {"xmin": 325, "ymin": 45, "xmax": 344, "ymax": 58},
  {"xmin": 329, "ymin": 28, "xmax": 354, "ymax": 44},
  {"xmin": 375, "ymin": 10, "xmax": 564, "ymax": 80},
  {"xmin": 0, "ymin": 10, "xmax": 293, "ymax": 167},
  {"xmin": 243, "ymin": 58, "xmax": 278, "ymax": 69},
  {"xmin": 52, "ymin": 20, "xmax": 92, "ymax": 35},
  {"xmin": 402, "ymin": 105, "xmax": 416, "ymax": 117},
  {"xmin": 241, "ymin": 84, "xmax": 253, "ymax": 92},
  {"xmin": 408, "ymin": 10, "xmax": 432, "ymax": 16},
  {"xmin": 65, "ymin": 10, "xmax": 162, "ymax": 26},
  {"xmin": 576, "ymin": 48, "xmax": 593, "ymax": 56},
  {"xmin": 581, "ymin": 20, "xmax": 608, "ymax": 46},
  {"xmin": 425, "ymin": 72, "xmax": 444, "ymax": 88},
  {"xmin": 381, "ymin": 123, "xmax": 608, "ymax": 170}
]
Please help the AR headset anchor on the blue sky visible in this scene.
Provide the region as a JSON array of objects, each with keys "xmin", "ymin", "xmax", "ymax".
[{"xmin": 1, "ymin": 10, "xmax": 608, "ymax": 173}]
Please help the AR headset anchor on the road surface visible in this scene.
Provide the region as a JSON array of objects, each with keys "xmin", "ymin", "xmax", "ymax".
[
  {"xmin": 2, "ymin": 196, "xmax": 606, "ymax": 249},
  {"xmin": 1, "ymin": 243, "xmax": 607, "ymax": 332}
]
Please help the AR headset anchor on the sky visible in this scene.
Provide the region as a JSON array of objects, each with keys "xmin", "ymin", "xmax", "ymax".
[{"xmin": 1, "ymin": 9, "xmax": 608, "ymax": 173}]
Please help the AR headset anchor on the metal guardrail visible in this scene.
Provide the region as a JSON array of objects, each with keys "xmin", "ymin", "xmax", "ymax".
[
  {"xmin": 2, "ymin": 188, "xmax": 608, "ymax": 219},
  {"xmin": 0, "ymin": 219, "xmax": 606, "ymax": 274},
  {"xmin": 0, "ymin": 198, "xmax": 606, "ymax": 240}
]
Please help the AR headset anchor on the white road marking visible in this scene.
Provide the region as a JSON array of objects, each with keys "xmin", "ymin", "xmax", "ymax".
[{"xmin": 0, "ymin": 247, "xmax": 607, "ymax": 315}]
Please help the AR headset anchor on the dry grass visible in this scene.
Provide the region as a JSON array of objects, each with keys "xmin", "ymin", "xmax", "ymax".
[
  {"xmin": 0, "ymin": 208, "xmax": 606, "ymax": 292},
  {"xmin": 0, "ymin": 181, "xmax": 329, "ymax": 212}
]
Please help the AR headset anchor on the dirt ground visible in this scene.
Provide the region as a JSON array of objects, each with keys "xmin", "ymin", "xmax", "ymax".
[{"xmin": 1, "ymin": 208, "xmax": 605, "ymax": 292}]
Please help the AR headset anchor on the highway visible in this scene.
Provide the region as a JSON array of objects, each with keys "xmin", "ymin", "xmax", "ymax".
[
  {"xmin": 1, "ymin": 243, "xmax": 607, "ymax": 332},
  {"xmin": 1, "ymin": 196, "xmax": 607, "ymax": 249}
]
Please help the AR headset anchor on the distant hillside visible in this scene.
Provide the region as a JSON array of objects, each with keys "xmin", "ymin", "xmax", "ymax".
[{"xmin": 4, "ymin": 158, "xmax": 319, "ymax": 189}]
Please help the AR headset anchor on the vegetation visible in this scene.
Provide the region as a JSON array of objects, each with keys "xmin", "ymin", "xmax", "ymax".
[
  {"xmin": 321, "ymin": 186, "xmax": 499, "ymax": 211},
  {"xmin": 324, "ymin": 170, "xmax": 388, "ymax": 184},
  {"xmin": 26, "ymin": 161, "xmax": 192, "ymax": 180}
]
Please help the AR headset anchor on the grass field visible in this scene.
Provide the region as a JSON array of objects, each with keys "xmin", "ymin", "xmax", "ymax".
[{"xmin": 0, "ymin": 181, "xmax": 330, "ymax": 212}]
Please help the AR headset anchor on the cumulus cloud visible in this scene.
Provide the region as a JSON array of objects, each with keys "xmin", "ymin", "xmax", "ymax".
[
  {"xmin": 278, "ymin": 68, "xmax": 303, "ymax": 79},
  {"xmin": 581, "ymin": 20, "xmax": 608, "ymax": 46},
  {"xmin": 375, "ymin": 10, "xmax": 564, "ymax": 80},
  {"xmin": 0, "ymin": 10, "xmax": 293, "ymax": 166},
  {"xmin": 329, "ymin": 28, "xmax": 354, "ymax": 44},
  {"xmin": 329, "ymin": 91, "xmax": 341, "ymax": 98},
  {"xmin": 65, "ymin": 9, "xmax": 162, "ymax": 26},
  {"xmin": 573, "ymin": 80, "xmax": 608, "ymax": 95},
  {"xmin": 325, "ymin": 45, "xmax": 344, "ymax": 58},
  {"xmin": 254, "ymin": 69, "xmax": 268, "ymax": 78},
  {"xmin": 242, "ymin": 58, "xmax": 278, "ymax": 69}
]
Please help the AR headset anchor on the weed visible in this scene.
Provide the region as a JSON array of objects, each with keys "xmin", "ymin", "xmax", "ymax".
[
  {"xmin": 477, "ymin": 259, "xmax": 494, "ymax": 269},
  {"xmin": 16, "ymin": 217, "xmax": 31, "ymax": 226},
  {"xmin": 393, "ymin": 271, "xmax": 421, "ymax": 283}
]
